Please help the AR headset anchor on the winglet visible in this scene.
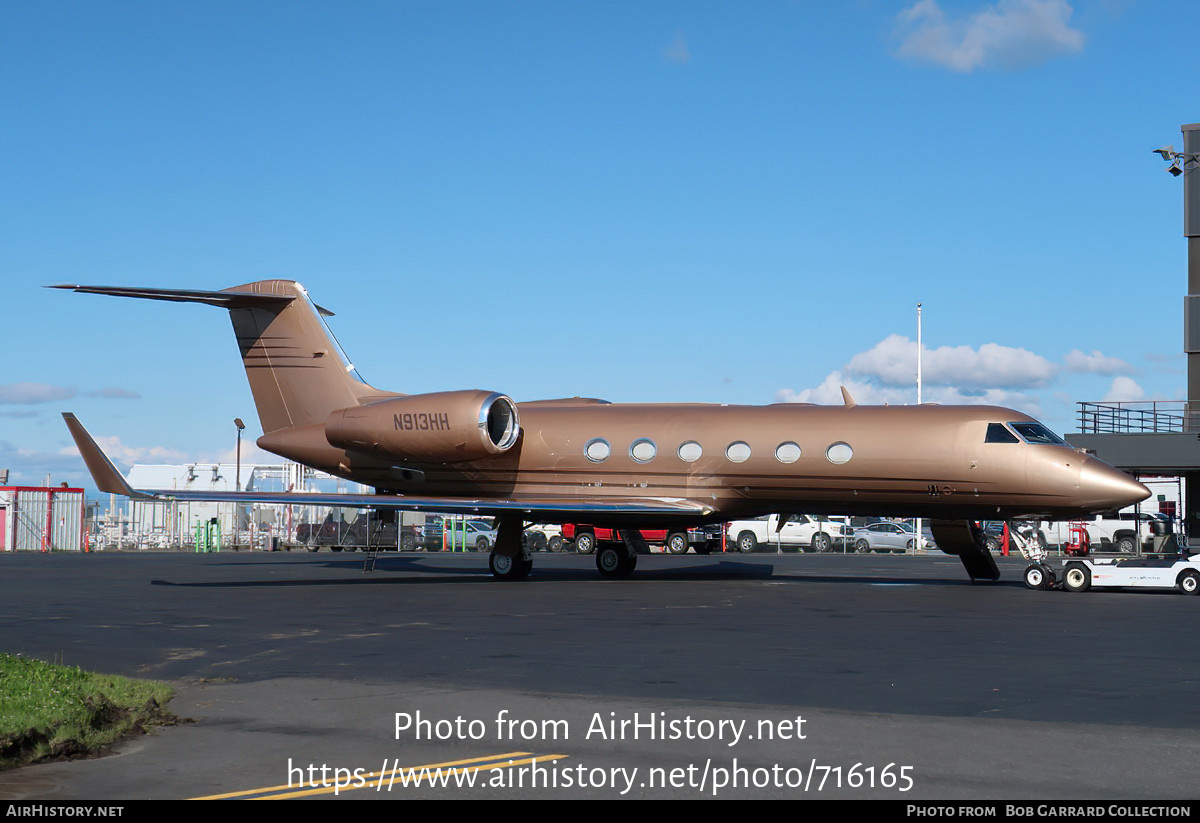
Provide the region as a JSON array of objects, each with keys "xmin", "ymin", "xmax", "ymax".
[
  {"xmin": 840, "ymin": 386, "xmax": 856, "ymax": 408},
  {"xmin": 61, "ymin": 413, "xmax": 154, "ymax": 499}
]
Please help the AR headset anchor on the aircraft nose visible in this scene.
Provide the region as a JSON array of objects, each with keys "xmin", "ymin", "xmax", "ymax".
[{"xmin": 1078, "ymin": 459, "xmax": 1150, "ymax": 510}]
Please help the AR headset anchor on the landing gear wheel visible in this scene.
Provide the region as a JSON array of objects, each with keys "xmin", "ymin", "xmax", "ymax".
[
  {"xmin": 489, "ymin": 551, "xmax": 532, "ymax": 580},
  {"xmin": 1178, "ymin": 569, "xmax": 1200, "ymax": 595},
  {"xmin": 574, "ymin": 532, "xmax": 596, "ymax": 554},
  {"xmin": 596, "ymin": 545, "xmax": 637, "ymax": 578},
  {"xmin": 1023, "ymin": 563, "xmax": 1049, "ymax": 590},
  {"xmin": 1063, "ymin": 563, "xmax": 1091, "ymax": 593},
  {"xmin": 666, "ymin": 532, "xmax": 689, "ymax": 554}
]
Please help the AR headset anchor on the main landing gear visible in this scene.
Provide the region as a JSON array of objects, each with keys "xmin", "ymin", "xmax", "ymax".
[
  {"xmin": 595, "ymin": 529, "xmax": 650, "ymax": 578},
  {"xmin": 488, "ymin": 517, "xmax": 532, "ymax": 580},
  {"xmin": 486, "ymin": 522, "xmax": 649, "ymax": 581}
]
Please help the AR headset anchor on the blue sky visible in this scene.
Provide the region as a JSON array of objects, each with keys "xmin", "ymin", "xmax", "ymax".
[{"xmin": 1, "ymin": 0, "xmax": 1196, "ymax": 493}]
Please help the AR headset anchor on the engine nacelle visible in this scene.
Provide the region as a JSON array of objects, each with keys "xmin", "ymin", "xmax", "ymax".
[{"xmin": 324, "ymin": 390, "xmax": 520, "ymax": 463}]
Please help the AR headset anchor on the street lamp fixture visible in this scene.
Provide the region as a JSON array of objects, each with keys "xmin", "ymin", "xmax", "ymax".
[{"xmin": 1153, "ymin": 144, "xmax": 1199, "ymax": 176}]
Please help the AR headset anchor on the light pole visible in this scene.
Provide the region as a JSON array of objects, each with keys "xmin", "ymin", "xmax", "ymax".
[
  {"xmin": 234, "ymin": 417, "xmax": 245, "ymax": 551},
  {"xmin": 915, "ymin": 303, "xmax": 923, "ymax": 552}
]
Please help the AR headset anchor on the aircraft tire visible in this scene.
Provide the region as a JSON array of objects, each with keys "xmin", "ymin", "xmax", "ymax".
[
  {"xmin": 1177, "ymin": 569, "xmax": 1200, "ymax": 595},
  {"xmin": 1063, "ymin": 563, "xmax": 1091, "ymax": 593},
  {"xmin": 489, "ymin": 551, "xmax": 532, "ymax": 580},
  {"xmin": 596, "ymin": 546, "xmax": 636, "ymax": 578},
  {"xmin": 1023, "ymin": 563, "xmax": 1048, "ymax": 590}
]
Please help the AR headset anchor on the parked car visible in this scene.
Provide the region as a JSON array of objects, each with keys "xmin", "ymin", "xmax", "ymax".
[
  {"xmin": 561, "ymin": 524, "xmax": 708, "ymax": 554},
  {"xmin": 851, "ymin": 521, "xmax": 933, "ymax": 554},
  {"xmin": 524, "ymin": 524, "xmax": 564, "ymax": 552},
  {"xmin": 443, "ymin": 519, "xmax": 497, "ymax": 551},
  {"xmin": 725, "ymin": 514, "xmax": 851, "ymax": 553}
]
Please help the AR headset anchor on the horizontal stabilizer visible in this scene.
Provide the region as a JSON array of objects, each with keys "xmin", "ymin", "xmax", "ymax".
[{"xmin": 47, "ymin": 284, "xmax": 294, "ymax": 310}]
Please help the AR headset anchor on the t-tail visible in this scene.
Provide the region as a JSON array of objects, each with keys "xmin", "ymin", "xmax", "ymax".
[{"xmin": 49, "ymin": 280, "xmax": 392, "ymax": 434}]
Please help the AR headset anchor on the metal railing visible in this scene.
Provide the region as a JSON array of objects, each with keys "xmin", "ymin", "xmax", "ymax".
[{"xmin": 1077, "ymin": 401, "xmax": 1192, "ymax": 434}]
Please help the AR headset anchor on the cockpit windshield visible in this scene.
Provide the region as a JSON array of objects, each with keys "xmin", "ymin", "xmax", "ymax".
[
  {"xmin": 985, "ymin": 423, "xmax": 1019, "ymax": 443},
  {"xmin": 1009, "ymin": 422, "xmax": 1068, "ymax": 446}
]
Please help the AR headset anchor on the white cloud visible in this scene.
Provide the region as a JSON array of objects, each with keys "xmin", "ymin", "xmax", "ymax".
[
  {"xmin": 845, "ymin": 334, "xmax": 1057, "ymax": 388},
  {"xmin": 0, "ymin": 382, "xmax": 76, "ymax": 405},
  {"xmin": 210, "ymin": 442, "xmax": 277, "ymax": 466},
  {"xmin": 1063, "ymin": 349, "xmax": 1134, "ymax": 375},
  {"xmin": 0, "ymin": 440, "xmax": 91, "ymax": 486},
  {"xmin": 57, "ymin": 435, "xmax": 275, "ymax": 474},
  {"xmin": 1102, "ymin": 376, "xmax": 1145, "ymax": 403},
  {"xmin": 777, "ymin": 371, "xmax": 912, "ymax": 406},
  {"xmin": 59, "ymin": 435, "xmax": 186, "ymax": 467},
  {"xmin": 895, "ymin": 0, "xmax": 1085, "ymax": 72},
  {"xmin": 777, "ymin": 371, "xmax": 1040, "ymax": 415}
]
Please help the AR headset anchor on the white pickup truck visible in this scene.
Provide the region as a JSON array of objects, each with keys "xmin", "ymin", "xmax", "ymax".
[
  {"xmin": 726, "ymin": 514, "xmax": 851, "ymax": 553},
  {"xmin": 1032, "ymin": 512, "xmax": 1173, "ymax": 554}
]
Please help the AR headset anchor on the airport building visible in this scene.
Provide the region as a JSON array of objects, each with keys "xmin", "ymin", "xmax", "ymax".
[{"xmin": 100, "ymin": 461, "xmax": 322, "ymax": 550}]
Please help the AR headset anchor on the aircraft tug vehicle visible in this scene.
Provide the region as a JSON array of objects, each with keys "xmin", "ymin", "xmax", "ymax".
[{"xmin": 1016, "ymin": 522, "xmax": 1200, "ymax": 595}]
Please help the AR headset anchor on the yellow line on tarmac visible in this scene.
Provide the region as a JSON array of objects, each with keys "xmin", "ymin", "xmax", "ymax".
[{"xmin": 192, "ymin": 751, "xmax": 569, "ymax": 800}]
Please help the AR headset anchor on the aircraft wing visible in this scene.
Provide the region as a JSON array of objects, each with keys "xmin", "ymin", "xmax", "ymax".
[{"xmin": 62, "ymin": 413, "xmax": 713, "ymax": 520}]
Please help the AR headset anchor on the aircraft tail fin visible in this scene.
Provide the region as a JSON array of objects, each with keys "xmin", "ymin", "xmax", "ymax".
[{"xmin": 51, "ymin": 281, "xmax": 388, "ymax": 434}]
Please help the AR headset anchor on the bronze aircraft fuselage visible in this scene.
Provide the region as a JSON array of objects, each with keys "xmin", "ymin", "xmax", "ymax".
[{"xmin": 258, "ymin": 397, "xmax": 1145, "ymax": 527}]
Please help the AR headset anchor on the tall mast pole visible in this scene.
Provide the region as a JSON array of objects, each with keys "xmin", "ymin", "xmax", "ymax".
[{"xmin": 915, "ymin": 303, "xmax": 923, "ymax": 552}]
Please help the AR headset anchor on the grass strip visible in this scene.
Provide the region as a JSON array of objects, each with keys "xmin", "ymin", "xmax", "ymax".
[{"xmin": 0, "ymin": 653, "xmax": 175, "ymax": 769}]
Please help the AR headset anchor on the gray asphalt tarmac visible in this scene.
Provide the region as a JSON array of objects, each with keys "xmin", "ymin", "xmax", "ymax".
[{"xmin": 1, "ymin": 549, "xmax": 1197, "ymax": 799}]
